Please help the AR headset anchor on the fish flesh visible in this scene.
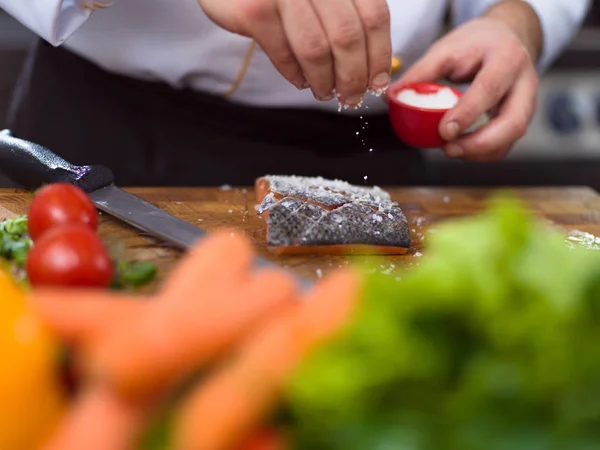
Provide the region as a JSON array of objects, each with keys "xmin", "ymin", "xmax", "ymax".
[{"xmin": 255, "ymin": 175, "xmax": 410, "ymax": 255}]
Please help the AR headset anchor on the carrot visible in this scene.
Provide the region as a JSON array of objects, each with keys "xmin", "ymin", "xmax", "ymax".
[
  {"xmin": 237, "ymin": 427, "xmax": 287, "ymax": 450},
  {"xmin": 158, "ymin": 229, "xmax": 254, "ymax": 301},
  {"xmin": 29, "ymin": 291, "xmax": 146, "ymax": 346},
  {"xmin": 85, "ymin": 267, "xmax": 299, "ymax": 401},
  {"xmin": 171, "ymin": 270, "xmax": 362, "ymax": 450},
  {"xmin": 39, "ymin": 385, "xmax": 151, "ymax": 450}
]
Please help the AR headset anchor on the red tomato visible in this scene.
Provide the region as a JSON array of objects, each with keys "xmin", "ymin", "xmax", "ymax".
[
  {"xmin": 26, "ymin": 224, "xmax": 113, "ymax": 288},
  {"xmin": 28, "ymin": 183, "xmax": 98, "ymax": 241}
]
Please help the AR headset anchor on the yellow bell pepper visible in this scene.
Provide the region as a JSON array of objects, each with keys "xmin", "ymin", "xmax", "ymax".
[{"xmin": 0, "ymin": 268, "xmax": 67, "ymax": 450}]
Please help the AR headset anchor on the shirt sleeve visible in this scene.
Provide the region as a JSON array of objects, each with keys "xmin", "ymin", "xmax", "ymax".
[
  {"xmin": 451, "ymin": 0, "xmax": 592, "ymax": 73},
  {"xmin": 0, "ymin": 0, "xmax": 114, "ymax": 46}
]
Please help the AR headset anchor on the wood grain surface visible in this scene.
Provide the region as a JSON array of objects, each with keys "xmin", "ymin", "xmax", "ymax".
[{"xmin": 1, "ymin": 186, "xmax": 599, "ymax": 287}]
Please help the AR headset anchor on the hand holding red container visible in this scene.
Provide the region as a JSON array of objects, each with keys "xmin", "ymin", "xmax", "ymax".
[{"xmin": 387, "ymin": 82, "xmax": 463, "ymax": 149}]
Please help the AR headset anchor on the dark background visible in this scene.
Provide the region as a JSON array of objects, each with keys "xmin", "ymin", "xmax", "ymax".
[{"xmin": 1, "ymin": 3, "xmax": 600, "ymax": 188}]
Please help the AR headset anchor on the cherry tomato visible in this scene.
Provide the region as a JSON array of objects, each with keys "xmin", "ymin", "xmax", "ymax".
[
  {"xmin": 28, "ymin": 183, "xmax": 98, "ymax": 241},
  {"xmin": 26, "ymin": 224, "xmax": 113, "ymax": 288}
]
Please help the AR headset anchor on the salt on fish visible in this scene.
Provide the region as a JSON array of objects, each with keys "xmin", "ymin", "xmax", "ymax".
[{"xmin": 255, "ymin": 175, "xmax": 410, "ymax": 255}]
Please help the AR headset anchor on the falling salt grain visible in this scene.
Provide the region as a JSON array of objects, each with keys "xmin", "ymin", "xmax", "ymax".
[
  {"xmin": 364, "ymin": 176, "xmax": 368, "ymax": 181},
  {"xmin": 415, "ymin": 252, "xmax": 422, "ymax": 257},
  {"xmin": 316, "ymin": 269, "xmax": 323, "ymax": 278},
  {"xmin": 198, "ymin": 218, "xmax": 204, "ymax": 222},
  {"xmin": 228, "ymin": 209, "xmax": 233, "ymax": 213},
  {"xmin": 220, "ymin": 184, "xmax": 232, "ymax": 191}
]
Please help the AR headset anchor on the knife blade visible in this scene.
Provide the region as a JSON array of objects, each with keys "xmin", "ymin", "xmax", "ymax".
[
  {"xmin": 89, "ymin": 184, "xmax": 206, "ymax": 249},
  {"xmin": 0, "ymin": 130, "xmax": 310, "ymax": 288}
]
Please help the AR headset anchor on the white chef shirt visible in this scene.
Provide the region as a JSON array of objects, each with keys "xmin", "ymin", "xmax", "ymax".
[{"xmin": 0, "ymin": 0, "xmax": 591, "ymax": 115}]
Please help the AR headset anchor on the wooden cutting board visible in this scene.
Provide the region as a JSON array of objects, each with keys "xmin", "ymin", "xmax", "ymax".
[{"xmin": 1, "ymin": 186, "xmax": 599, "ymax": 286}]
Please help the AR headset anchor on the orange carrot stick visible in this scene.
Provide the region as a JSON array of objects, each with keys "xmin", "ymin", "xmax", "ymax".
[
  {"xmin": 159, "ymin": 229, "xmax": 254, "ymax": 300},
  {"xmin": 85, "ymin": 268, "xmax": 299, "ymax": 401},
  {"xmin": 39, "ymin": 385, "xmax": 151, "ymax": 450},
  {"xmin": 29, "ymin": 291, "xmax": 146, "ymax": 345},
  {"xmin": 171, "ymin": 270, "xmax": 361, "ymax": 450}
]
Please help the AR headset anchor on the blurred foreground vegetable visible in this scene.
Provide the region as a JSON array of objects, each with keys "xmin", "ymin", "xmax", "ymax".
[
  {"xmin": 0, "ymin": 268, "xmax": 67, "ymax": 450},
  {"xmin": 284, "ymin": 196, "xmax": 600, "ymax": 449},
  {"xmin": 5, "ymin": 195, "xmax": 600, "ymax": 450},
  {"xmin": 28, "ymin": 229, "xmax": 308, "ymax": 450}
]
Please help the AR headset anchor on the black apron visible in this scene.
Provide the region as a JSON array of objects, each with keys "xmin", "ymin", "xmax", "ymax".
[{"xmin": 7, "ymin": 39, "xmax": 428, "ymax": 187}]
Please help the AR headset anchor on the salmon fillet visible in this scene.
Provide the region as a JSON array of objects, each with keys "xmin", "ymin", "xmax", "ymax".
[{"xmin": 255, "ymin": 175, "xmax": 410, "ymax": 255}]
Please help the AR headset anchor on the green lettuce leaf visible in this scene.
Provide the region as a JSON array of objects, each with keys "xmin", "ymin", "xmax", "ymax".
[{"xmin": 285, "ymin": 195, "xmax": 600, "ymax": 449}]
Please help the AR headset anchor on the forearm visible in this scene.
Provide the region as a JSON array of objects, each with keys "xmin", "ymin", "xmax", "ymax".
[
  {"xmin": 452, "ymin": 0, "xmax": 591, "ymax": 72},
  {"xmin": 483, "ymin": 1, "xmax": 543, "ymax": 62},
  {"xmin": 0, "ymin": 0, "xmax": 114, "ymax": 46}
]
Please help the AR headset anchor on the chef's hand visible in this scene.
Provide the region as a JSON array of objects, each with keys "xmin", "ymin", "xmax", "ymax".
[
  {"xmin": 196, "ymin": 0, "xmax": 392, "ymax": 107},
  {"xmin": 397, "ymin": 0, "xmax": 543, "ymax": 161}
]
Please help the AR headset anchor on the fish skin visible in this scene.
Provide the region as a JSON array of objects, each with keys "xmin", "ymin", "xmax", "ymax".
[{"xmin": 257, "ymin": 176, "xmax": 410, "ymax": 251}]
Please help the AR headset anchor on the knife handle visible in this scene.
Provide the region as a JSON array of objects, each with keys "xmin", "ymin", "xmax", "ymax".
[{"xmin": 0, "ymin": 130, "xmax": 114, "ymax": 192}]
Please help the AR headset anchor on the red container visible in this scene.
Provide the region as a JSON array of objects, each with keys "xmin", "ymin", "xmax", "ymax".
[{"xmin": 388, "ymin": 82, "xmax": 462, "ymax": 149}]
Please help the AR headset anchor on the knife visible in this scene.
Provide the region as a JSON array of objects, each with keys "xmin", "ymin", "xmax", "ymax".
[{"xmin": 0, "ymin": 130, "xmax": 311, "ymax": 288}]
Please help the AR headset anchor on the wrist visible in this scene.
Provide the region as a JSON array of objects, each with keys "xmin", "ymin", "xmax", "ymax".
[{"xmin": 484, "ymin": 0, "xmax": 543, "ymax": 62}]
